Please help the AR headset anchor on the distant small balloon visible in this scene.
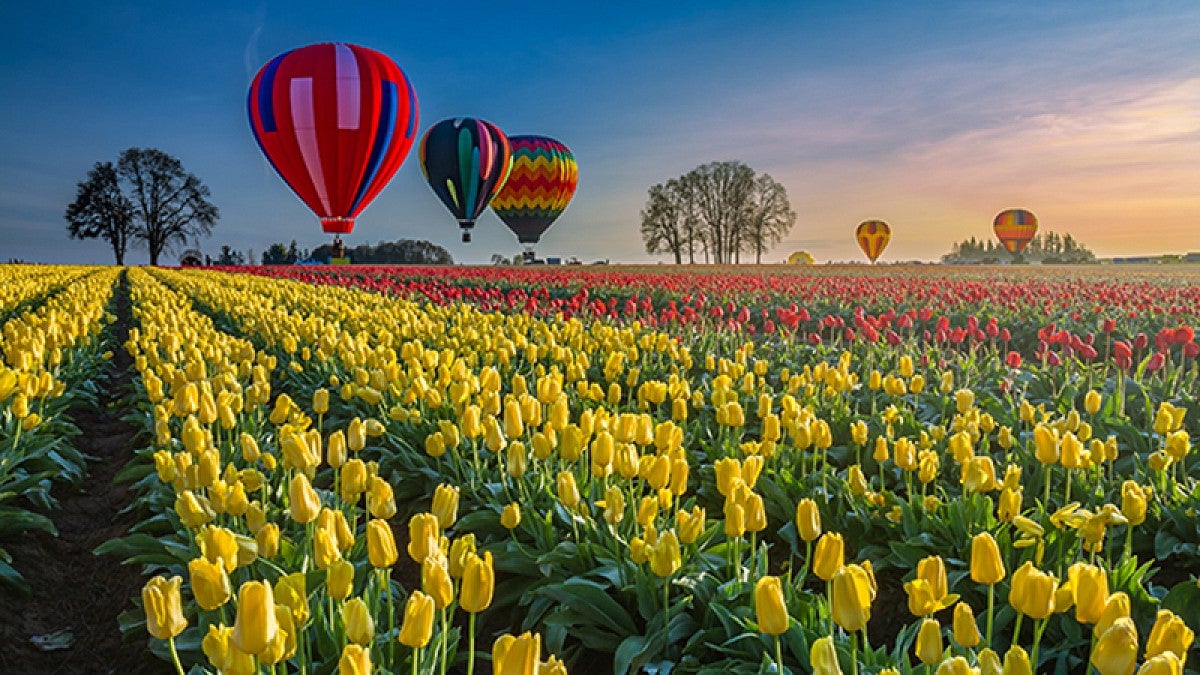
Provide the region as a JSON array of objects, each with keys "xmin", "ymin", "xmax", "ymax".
[
  {"xmin": 993, "ymin": 209, "xmax": 1038, "ymax": 254},
  {"xmin": 787, "ymin": 250, "xmax": 814, "ymax": 265},
  {"xmin": 855, "ymin": 220, "xmax": 891, "ymax": 263}
]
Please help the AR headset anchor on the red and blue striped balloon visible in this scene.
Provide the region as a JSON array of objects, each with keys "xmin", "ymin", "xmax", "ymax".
[{"xmin": 248, "ymin": 43, "xmax": 419, "ymax": 234}]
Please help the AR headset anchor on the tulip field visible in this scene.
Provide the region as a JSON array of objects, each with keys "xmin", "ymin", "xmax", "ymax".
[{"xmin": 1, "ymin": 263, "xmax": 1198, "ymax": 674}]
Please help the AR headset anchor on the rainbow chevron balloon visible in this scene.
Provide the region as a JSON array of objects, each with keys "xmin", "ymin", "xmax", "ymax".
[
  {"xmin": 993, "ymin": 208, "xmax": 1038, "ymax": 254},
  {"xmin": 491, "ymin": 136, "xmax": 577, "ymax": 245}
]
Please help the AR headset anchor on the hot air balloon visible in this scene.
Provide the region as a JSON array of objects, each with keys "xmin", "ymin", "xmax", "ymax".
[
  {"xmin": 993, "ymin": 209, "xmax": 1038, "ymax": 254},
  {"xmin": 787, "ymin": 251, "xmax": 814, "ymax": 265},
  {"xmin": 855, "ymin": 220, "xmax": 891, "ymax": 263},
  {"xmin": 491, "ymin": 136, "xmax": 577, "ymax": 253},
  {"xmin": 248, "ymin": 43, "xmax": 419, "ymax": 236},
  {"xmin": 419, "ymin": 118, "xmax": 512, "ymax": 243}
]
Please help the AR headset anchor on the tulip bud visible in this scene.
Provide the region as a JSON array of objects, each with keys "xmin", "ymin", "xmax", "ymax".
[
  {"xmin": 493, "ymin": 631, "xmax": 541, "ymax": 675},
  {"xmin": 231, "ymin": 580, "xmax": 279, "ymax": 655},
  {"xmin": 1070, "ymin": 562, "xmax": 1109, "ymax": 624},
  {"xmin": 831, "ymin": 563, "xmax": 874, "ymax": 632},
  {"xmin": 422, "ymin": 555, "xmax": 454, "ymax": 609},
  {"xmin": 649, "ymin": 530, "xmax": 681, "ymax": 578},
  {"xmin": 461, "ymin": 551, "xmax": 495, "ymax": 613},
  {"xmin": 339, "ymin": 644, "xmax": 371, "ymax": 675},
  {"xmin": 142, "ymin": 575, "xmax": 187, "ymax": 640},
  {"xmin": 431, "ymin": 484, "xmax": 460, "ymax": 529},
  {"xmin": 813, "ymin": 532, "xmax": 845, "ymax": 581},
  {"xmin": 754, "ymin": 576, "xmax": 789, "ymax": 635},
  {"xmin": 952, "ymin": 602, "xmax": 981, "ymax": 647},
  {"xmin": 1137, "ymin": 653, "xmax": 1184, "ymax": 675},
  {"xmin": 288, "ymin": 474, "xmax": 321, "ymax": 524},
  {"xmin": 1092, "ymin": 617, "xmax": 1138, "ymax": 675},
  {"xmin": 398, "ymin": 590, "xmax": 436, "ymax": 648},
  {"xmin": 341, "ymin": 597, "xmax": 374, "ymax": 646},
  {"xmin": 676, "ymin": 506, "xmax": 705, "ymax": 545},
  {"xmin": 448, "ymin": 534, "xmax": 475, "ymax": 579},
  {"xmin": 810, "ymin": 635, "xmax": 843, "ymax": 675},
  {"xmin": 326, "ymin": 559, "xmax": 354, "ymax": 601},
  {"xmin": 970, "ymin": 532, "xmax": 1005, "ymax": 584},
  {"xmin": 1009, "ymin": 562, "xmax": 1057, "ymax": 620},
  {"xmin": 1144, "ymin": 609, "xmax": 1194, "ymax": 662},
  {"xmin": 369, "ymin": 518, "xmax": 400, "ymax": 568},
  {"xmin": 916, "ymin": 617, "xmax": 944, "ymax": 666},
  {"xmin": 556, "ymin": 471, "xmax": 580, "ymax": 509},
  {"xmin": 312, "ymin": 388, "xmax": 329, "ymax": 415},
  {"xmin": 188, "ymin": 557, "xmax": 232, "ymax": 611},
  {"xmin": 796, "ymin": 498, "xmax": 821, "ymax": 542},
  {"xmin": 501, "ymin": 502, "xmax": 522, "ymax": 529}
]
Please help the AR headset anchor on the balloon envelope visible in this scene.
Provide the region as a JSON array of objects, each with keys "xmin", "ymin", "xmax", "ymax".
[
  {"xmin": 418, "ymin": 118, "xmax": 512, "ymax": 242},
  {"xmin": 787, "ymin": 251, "xmax": 814, "ymax": 265},
  {"xmin": 993, "ymin": 209, "xmax": 1038, "ymax": 254},
  {"xmin": 855, "ymin": 220, "xmax": 891, "ymax": 262},
  {"xmin": 248, "ymin": 43, "xmax": 419, "ymax": 234},
  {"xmin": 491, "ymin": 136, "xmax": 577, "ymax": 245}
]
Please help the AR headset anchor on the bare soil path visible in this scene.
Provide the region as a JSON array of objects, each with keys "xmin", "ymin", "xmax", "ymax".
[{"xmin": 0, "ymin": 270, "xmax": 165, "ymax": 673}]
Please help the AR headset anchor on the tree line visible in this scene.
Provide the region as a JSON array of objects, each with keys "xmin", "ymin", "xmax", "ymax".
[
  {"xmin": 942, "ymin": 231, "xmax": 1096, "ymax": 264},
  {"xmin": 640, "ymin": 161, "xmax": 796, "ymax": 264},
  {"xmin": 260, "ymin": 238, "xmax": 453, "ymax": 265}
]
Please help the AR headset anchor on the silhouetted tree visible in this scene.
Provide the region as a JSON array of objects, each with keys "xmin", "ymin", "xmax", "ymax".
[
  {"xmin": 65, "ymin": 161, "xmax": 133, "ymax": 264},
  {"xmin": 116, "ymin": 148, "xmax": 218, "ymax": 265},
  {"xmin": 215, "ymin": 245, "xmax": 245, "ymax": 265}
]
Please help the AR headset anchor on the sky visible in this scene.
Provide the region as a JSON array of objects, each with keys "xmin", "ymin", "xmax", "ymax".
[{"xmin": 1, "ymin": 1, "xmax": 1198, "ymax": 265}]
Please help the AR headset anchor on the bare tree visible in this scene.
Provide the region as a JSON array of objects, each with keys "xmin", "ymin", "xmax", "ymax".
[
  {"xmin": 65, "ymin": 162, "xmax": 133, "ymax": 264},
  {"xmin": 639, "ymin": 161, "xmax": 792, "ymax": 264},
  {"xmin": 741, "ymin": 173, "xmax": 796, "ymax": 264},
  {"xmin": 118, "ymin": 148, "xmax": 219, "ymax": 265}
]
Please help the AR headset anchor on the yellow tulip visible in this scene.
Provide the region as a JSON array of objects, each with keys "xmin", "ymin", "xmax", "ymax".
[
  {"xmin": 312, "ymin": 387, "xmax": 329, "ymax": 415},
  {"xmin": 830, "ymin": 563, "xmax": 874, "ymax": 632},
  {"xmin": 501, "ymin": 502, "xmax": 522, "ymax": 529},
  {"xmin": 556, "ymin": 471, "xmax": 580, "ymax": 509},
  {"xmin": 1092, "ymin": 617, "xmax": 1138, "ymax": 675},
  {"xmin": 813, "ymin": 532, "xmax": 845, "ymax": 581},
  {"xmin": 142, "ymin": 575, "xmax": 187, "ymax": 640},
  {"xmin": 952, "ymin": 602, "xmax": 981, "ymax": 647},
  {"xmin": 399, "ymin": 590, "xmax": 436, "ymax": 648},
  {"xmin": 971, "ymin": 532, "xmax": 1005, "ymax": 584},
  {"xmin": 915, "ymin": 617, "xmax": 944, "ymax": 666},
  {"xmin": 340, "ymin": 459, "xmax": 368, "ymax": 502},
  {"xmin": 1002, "ymin": 645, "xmax": 1032, "ymax": 675},
  {"xmin": 432, "ymin": 484, "xmax": 460, "ymax": 529},
  {"xmin": 262, "ymin": 605, "xmax": 297, "ymax": 665},
  {"xmin": 188, "ymin": 557, "xmax": 231, "ymax": 611},
  {"xmin": 461, "ymin": 551, "xmax": 495, "ymax": 613},
  {"xmin": 1069, "ymin": 562, "xmax": 1109, "ymax": 624},
  {"xmin": 936, "ymin": 656, "xmax": 975, "ymax": 675},
  {"xmin": 342, "ymin": 597, "xmax": 374, "ymax": 646},
  {"xmin": 1009, "ymin": 562, "xmax": 1057, "ymax": 620},
  {"xmin": 905, "ymin": 556, "xmax": 958, "ymax": 617},
  {"xmin": 493, "ymin": 631, "xmax": 541, "ymax": 675},
  {"xmin": 650, "ymin": 530, "xmax": 681, "ymax": 577},
  {"xmin": 289, "ymin": 473, "xmax": 321, "ymax": 524},
  {"xmin": 743, "ymin": 492, "xmax": 767, "ymax": 533},
  {"xmin": 175, "ymin": 490, "xmax": 216, "ymax": 528},
  {"xmin": 955, "ymin": 388, "xmax": 975, "ymax": 414},
  {"xmin": 796, "ymin": 498, "xmax": 821, "ymax": 542},
  {"xmin": 369, "ymin": 518, "xmax": 400, "ymax": 568},
  {"xmin": 1096, "ymin": 592, "xmax": 1132, "ymax": 638},
  {"xmin": 1145, "ymin": 609, "xmax": 1194, "ymax": 663},
  {"xmin": 422, "ymin": 555, "xmax": 455, "ymax": 610},
  {"xmin": 312, "ymin": 528, "xmax": 342, "ymax": 570},
  {"xmin": 366, "ymin": 476, "xmax": 397, "ymax": 520},
  {"xmin": 255, "ymin": 523, "xmax": 280, "ymax": 559},
  {"xmin": 723, "ymin": 502, "xmax": 745, "ymax": 539},
  {"xmin": 1085, "ymin": 390, "xmax": 1102, "ymax": 414},
  {"xmin": 338, "ymin": 644, "xmax": 371, "ymax": 675},
  {"xmin": 327, "ymin": 429, "xmax": 347, "ymax": 468},
  {"xmin": 754, "ymin": 576, "xmax": 789, "ymax": 635},
  {"xmin": 676, "ymin": 506, "xmax": 705, "ymax": 545},
  {"xmin": 325, "ymin": 559, "xmax": 354, "ymax": 601},
  {"xmin": 448, "ymin": 534, "xmax": 476, "ymax": 579},
  {"xmin": 1033, "ymin": 424, "xmax": 1059, "ymax": 464},
  {"xmin": 231, "ymin": 580, "xmax": 279, "ymax": 655},
  {"xmin": 272, "ymin": 572, "xmax": 309, "ymax": 625},
  {"xmin": 1137, "ymin": 653, "xmax": 1184, "ymax": 675},
  {"xmin": 199, "ymin": 525, "xmax": 239, "ymax": 573},
  {"xmin": 810, "ymin": 635, "xmax": 843, "ymax": 675},
  {"xmin": 1120, "ymin": 481, "xmax": 1148, "ymax": 526}
]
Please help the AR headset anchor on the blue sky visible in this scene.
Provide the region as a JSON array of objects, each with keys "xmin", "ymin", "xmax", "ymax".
[{"xmin": 2, "ymin": 1, "xmax": 1198, "ymax": 264}]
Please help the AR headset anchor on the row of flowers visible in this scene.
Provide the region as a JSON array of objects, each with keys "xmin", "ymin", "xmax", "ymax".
[{"xmin": 0, "ymin": 266, "xmax": 120, "ymax": 593}]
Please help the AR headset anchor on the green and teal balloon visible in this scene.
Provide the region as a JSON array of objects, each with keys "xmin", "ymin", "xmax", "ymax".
[{"xmin": 419, "ymin": 118, "xmax": 513, "ymax": 242}]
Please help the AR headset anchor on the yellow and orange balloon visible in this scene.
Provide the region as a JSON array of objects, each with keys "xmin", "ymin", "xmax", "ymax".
[
  {"xmin": 855, "ymin": 220, "xmax": 890, "ymax": 263},
  {"xmin": 993, "ymin": 209, "xmax": 1038, "ymax": 254}
]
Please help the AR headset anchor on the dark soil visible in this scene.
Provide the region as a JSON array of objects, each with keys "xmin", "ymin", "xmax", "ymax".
[{"xmin": 0, "ymin": 271, "xmax": 165, "ymax": 673}]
